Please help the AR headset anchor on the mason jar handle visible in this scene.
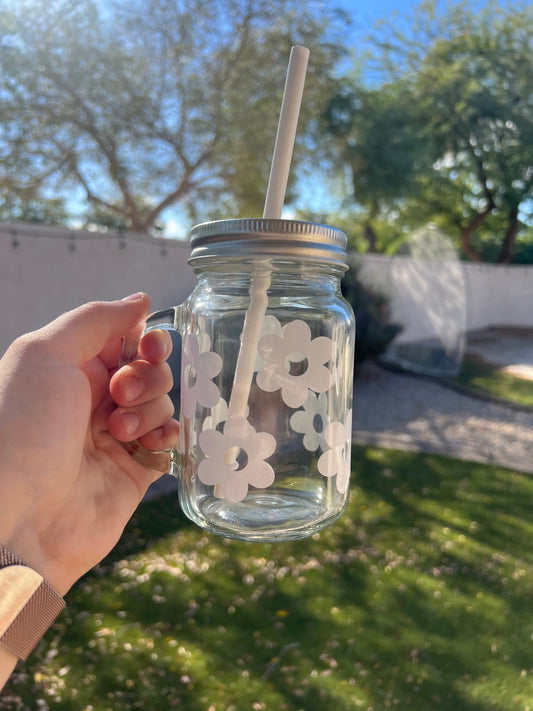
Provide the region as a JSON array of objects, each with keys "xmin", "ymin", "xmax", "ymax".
[{"xmin": 119, "ymin": 307, "xmax": 180, "ymax": 475}]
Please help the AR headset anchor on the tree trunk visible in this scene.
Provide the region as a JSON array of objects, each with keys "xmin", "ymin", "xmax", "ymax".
[
  {"xmin": 460, "ymin": 202, "xmax": 495, "ymax": 262},
  {"xmin": 364, "ymin": 222, "xmax": 378, "ymax": 252},
  {"xmin": 364, "ymin": 200, "xmax": 380, "ymax": 252},
  {"xmin": 497, "ymin": 206, "xmax": 519, "ymax": 264}
]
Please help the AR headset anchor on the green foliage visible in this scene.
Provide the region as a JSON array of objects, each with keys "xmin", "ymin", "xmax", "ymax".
[
  {"xmin": 3, "ymin": 448, "xmax": 532, "ymax": 710},
  {"xmin": 511, "ymin": 230, "xmax": 533, "ymax": 264},
  {"xmin": 341, "ymin": 265, "xmax": 402, "ymax": 363},
  {"xmin": 323, "ymin": 0, "xmax": 533, "ymax": 263},
  {"xmin": 410, "ymin": 1, "xmax": 533, "ymax": 262},
  {"xmin": 0, "ymin": 189, "xmax": 68, "ymax": 225},
  {"xmin": 324, "ymin": 82, "xmax": 434, "ymax": 207}
]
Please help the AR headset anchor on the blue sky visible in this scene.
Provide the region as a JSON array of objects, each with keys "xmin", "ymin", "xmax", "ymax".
[
  {"xmin": 339, "ymin": 0, "xmax": 512, "ymax": 24},
  {"xmin": 334, "ymin": 0, "xmax": 517, "ymax": 50},
  {"xmin": 341, "ymin": 0, "xmax": 420, "ymax": 24}
]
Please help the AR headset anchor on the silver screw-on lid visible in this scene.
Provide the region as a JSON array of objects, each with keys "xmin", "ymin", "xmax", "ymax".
[{"xmin": 188, "ymin": 219, "xmax": 348, "ymax": 267}]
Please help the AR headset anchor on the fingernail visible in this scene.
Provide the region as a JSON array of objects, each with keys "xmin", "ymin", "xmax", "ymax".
[
  {"xmin": 122, "ymin": 376, "xmax": 144, "ymax": 401},
  {"xmin": 121, "ymin": 412, "xmax": 141, "ymax": 436},
  {"xmin": 122, "ymin": 292, "xmax": 145, "ymax": 302}
]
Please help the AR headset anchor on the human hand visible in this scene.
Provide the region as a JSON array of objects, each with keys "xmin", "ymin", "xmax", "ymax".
[{"xmin": 0, "ymin": 293, "xmax": 179, "ymax": 596}]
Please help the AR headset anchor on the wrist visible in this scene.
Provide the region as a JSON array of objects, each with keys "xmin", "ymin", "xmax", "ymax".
[
  {"xmin": 0, "ymin": 546, "xmax": 65, "ymax": 662},
  {"xmin": 1, "ymin": 524, "xmax": 72, "ymax": 597}
]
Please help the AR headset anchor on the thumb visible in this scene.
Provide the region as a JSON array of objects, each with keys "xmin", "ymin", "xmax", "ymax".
[{"xmin": 38, "ymin": 293, "xmax": 151, "ymax": 366}]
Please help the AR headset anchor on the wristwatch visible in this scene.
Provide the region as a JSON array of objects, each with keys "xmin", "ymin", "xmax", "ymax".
[{"xmin": 0, "ymin": 546, "xmax": 65, "ymax": 661}]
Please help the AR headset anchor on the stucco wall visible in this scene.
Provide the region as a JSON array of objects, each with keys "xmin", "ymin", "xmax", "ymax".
[
  {"xmin": 355, "ymin": 253, "xmax": 532, "ymax": 336},
  {"xmin": 1, "ymin": 222, "xmax": 531, "ymax": 357},
  {"xmin": 0, "ymin": 223, "xmax": 195, "ymax": 355}
]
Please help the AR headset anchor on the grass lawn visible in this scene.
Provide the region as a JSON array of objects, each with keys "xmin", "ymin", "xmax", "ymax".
[
  {"xmin": 447, "ymin": 357, "xmax": 533, "ymax": 409},
  {"xmin": 3, "ymin": 447, "xmax": 532, "ymax": 711}
]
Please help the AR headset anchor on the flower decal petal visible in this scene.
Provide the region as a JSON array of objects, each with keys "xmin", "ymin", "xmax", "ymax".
[
  {"xmin": 308, "ymin": 336, "xmax": 335, "ymax": 364},
  {"xmin": 182, "ymin": 333, "xmax": 222, "ymax": 418},
  {"xmin": 197, "ymin": 428, "xmax": 222, "ymax": 461},
  {"xmin": 255, "ymin": 362, "xmax": 283, "ymax": 392},
  {"xmin": 198, "ymin": 416, "xmax": 276, "ymax": 503},
  {"xmin": 317, "ymin": 410, "xmax": 352, "ymax": 494},
  {"xmin": 256, "ymin": 319, "xmax": 333, "ymax": 408},
  {"xmin": 198, "ymin": 351, "xmax": 223, "ymax": 378},
  {"xmin": 247, "ymin": 460, "xmax": 277, "ymax": 489}
]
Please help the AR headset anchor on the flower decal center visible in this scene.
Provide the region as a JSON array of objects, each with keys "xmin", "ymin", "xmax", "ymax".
[
  {"xmin": 183, "ymin": 363, "xmax": 197, "ymax": 388},
  {"xmin": 223, "ymin": 446, "xmax": 248, "ymax": 472},
  {"xmin": 256, "ymin": 319, "xmax": 333, "ymax": 408},
  {"xmin": 313, "ymin": 413, "xmax": 325, "ymax": 433},
  {"xmin": 285, "ymin": 350, "xmax": 308, "ymax": 376}
]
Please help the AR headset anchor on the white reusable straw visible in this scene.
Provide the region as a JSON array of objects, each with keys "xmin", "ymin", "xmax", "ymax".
[
  {"xmin": 227, "ymin": 46, "xmax": 310, "ymax": 424},
  {"xmin": 263, "ymin": 45, "xmax": 310, "ymax": 220}
]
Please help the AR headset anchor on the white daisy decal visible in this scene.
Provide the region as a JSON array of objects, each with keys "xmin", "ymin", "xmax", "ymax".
[
  {"xmin": 181, "ymin": 333, "xmax": 222, "ymax": 419},
  {"xmin": 198, "ymin": 416, "xmax": 276, "ymax": 503},
  {"xmin": 256, "ymin": 319, "xmax": 333, "ymax": 408},
  {"xmin": 289, "ymin": 391, "xmax": 329, "ymax": 452},
  {"xmin": 317, "ymin": 409, "xmax": 352, "ymax": 494}
]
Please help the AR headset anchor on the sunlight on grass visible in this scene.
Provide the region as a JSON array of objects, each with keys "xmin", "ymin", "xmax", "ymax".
[
  {"xmin": 3, "ymin": 447, "xmax": 532, "ymax": 711},
  {"xmin": 448, "ymin": 357, "xmax": 533, "ymax": 408}
]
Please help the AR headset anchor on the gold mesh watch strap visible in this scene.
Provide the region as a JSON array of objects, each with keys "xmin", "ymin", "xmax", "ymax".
[{"xmin": 0, "ymin": 546, "xmax": 65, "ymax": 661}]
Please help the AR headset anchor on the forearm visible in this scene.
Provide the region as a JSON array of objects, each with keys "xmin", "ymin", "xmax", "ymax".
[{"xmin": 0, "ymin": 645, "xmax": 17, "ymax": 691}]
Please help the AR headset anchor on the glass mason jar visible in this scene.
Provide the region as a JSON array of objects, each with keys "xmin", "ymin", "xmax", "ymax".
[{"xmin": 124, "ymin": 219, "xmax": 355, "ymax": 541}]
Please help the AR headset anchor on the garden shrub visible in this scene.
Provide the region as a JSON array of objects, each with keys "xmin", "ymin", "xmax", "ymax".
[{"xmin": 341, "ymin": 264, "xmax": 402, "ymax": 364}]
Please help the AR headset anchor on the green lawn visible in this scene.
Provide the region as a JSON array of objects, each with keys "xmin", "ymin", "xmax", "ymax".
[
  {"xmin": 448, "ymin": 357, "xmax": 533, "ymax": 409},
  {"xmin": 3, "ymin": 447, "xmax": 532, "ymax": 711}
]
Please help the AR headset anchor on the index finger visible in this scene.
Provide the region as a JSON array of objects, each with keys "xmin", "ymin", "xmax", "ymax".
[
  {"xmin": 101, "ymin": 328, "xmax": 172, "ymax": 377},
  {"xmin": 38, "ymin": 294, "xmax": 150, "ymax": 366}
]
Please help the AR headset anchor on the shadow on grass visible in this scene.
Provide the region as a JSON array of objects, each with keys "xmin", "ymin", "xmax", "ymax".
[{"xmin": 4, "ymin": 447, "xmax": 532, "ymax": 711}]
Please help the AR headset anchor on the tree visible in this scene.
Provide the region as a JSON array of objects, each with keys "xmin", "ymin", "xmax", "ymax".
[
  {"xmin": 323, "ymin": 0, "xmax": 533, "ymax": 263},
  {"xmin": 410, "ymin": 2, "xmax": 533, "ymax": 262},
  {"xmin": 0, "ymin": 0, "xmax": 348, "ymax": 233},
  {"xmin": 323, "ymin": 81, "xmax": 436, "ymax": 252}
]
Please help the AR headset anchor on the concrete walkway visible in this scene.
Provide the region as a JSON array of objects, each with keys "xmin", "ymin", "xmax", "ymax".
[{"xmin": 353, "ymin": 361, "xmax": 532, "ymax": 474}]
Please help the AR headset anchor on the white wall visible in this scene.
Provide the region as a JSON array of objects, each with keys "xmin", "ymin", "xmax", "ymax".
[
  {"xmin": 0, "ymin": 223, "xmax": 195, "ymax": 355},
  {"xmin": 1, "ymin": 223, "xmax": 531, "ymax": 357},
  {"xmin": 355, "ymin": 253, "xmax": 532, "ymax": 335},
  {"xmin": 463, "ymin": 261, "xmax": 532, "ymax": 330}
]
